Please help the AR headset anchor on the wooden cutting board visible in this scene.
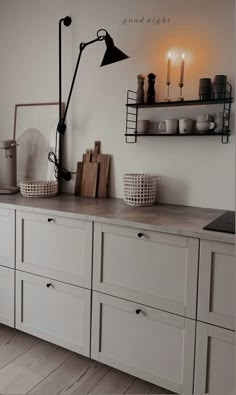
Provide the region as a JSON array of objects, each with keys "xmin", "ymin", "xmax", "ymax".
[
  {"xmin": 92, "ymin": 141, "xmax": 100, "ymax": 163},
  {"xmin": 97, "ymin": 154, "xmax": 110, "ymax": 198},
  {"xmin": 80, "ymin": 150, "xmax": 99, "ymax": 198},
  {"xmin": 74, "ymin": 162, "xmax": 83, "ymax": 196}
]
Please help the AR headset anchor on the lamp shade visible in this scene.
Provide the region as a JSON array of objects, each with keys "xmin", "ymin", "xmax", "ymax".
[{"xmin": 100, "ymin": 34, "xmax": 129, "ymax": 66}]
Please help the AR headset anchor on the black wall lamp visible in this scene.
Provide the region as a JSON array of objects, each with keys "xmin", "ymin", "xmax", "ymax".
[{"xmin": 52, "ymin": 16, "xmax": 129, "ymax": 180}]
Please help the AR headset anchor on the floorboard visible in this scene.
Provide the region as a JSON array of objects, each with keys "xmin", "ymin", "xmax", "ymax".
[
  {"xmin": 0, "ymin": 325, "xmax": 174, "ymax": 395},
  {"xmin": 0, "ymin": 329, "xmax": 40, "ymax": 369}
]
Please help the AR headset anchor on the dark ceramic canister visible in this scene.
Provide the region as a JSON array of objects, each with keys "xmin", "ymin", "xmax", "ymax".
[
  {"xmin": 213, "ymin": 75, "xmax": 227, "ymax": 99},
  {"xmin": 199, "ymin": 78, "xmax": 211, "ymax": 100}
]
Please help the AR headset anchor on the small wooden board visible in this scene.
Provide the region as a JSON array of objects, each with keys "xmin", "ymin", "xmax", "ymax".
[
  {"xmin": 74, "ymin": 162, "xmax": 83, "ymax": 196},
  {"xmin": 97, "ymin": 154, "xmax": 110, "ymax": 198},
  {"xmin": 80, "ymin": 150, "xmax": 99, "ymax": 197},
  {"xmin": 92, "ymin": 141, "xmax": 100, "ymax": 163}
]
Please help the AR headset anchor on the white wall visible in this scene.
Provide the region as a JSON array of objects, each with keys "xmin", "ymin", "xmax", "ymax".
[{"xmin": 0, "ymin": 0, "xmax": 235, "ymax": 209}]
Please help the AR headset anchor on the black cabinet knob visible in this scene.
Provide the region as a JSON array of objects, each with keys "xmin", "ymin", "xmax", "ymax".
[
  {"xmin": 46, "ymin": 283, "xmax": 52, "ymax": 288},
  {"xmin": 47, "ymin": 218, "xmax": 55, "ymax": 223},
  {"xmin": 136, "ymin": 309, "xmax": 142, "ymax": 315},
  {"xmin": 137, "ymin": 233, "xmax": 143, "ymax": 238}
]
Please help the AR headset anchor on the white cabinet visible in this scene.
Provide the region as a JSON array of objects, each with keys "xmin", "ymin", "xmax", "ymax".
[
  {"xmin": 198, "ymin": 240, "xmax": 235, "ymax": 330},
  {"xmin": 16, "ymin": 210, "xmax": 93, "ymax": 288},
  {"xmin": 0, "ymin": 207, "xmax": 15, "ymax": 268},
  {"xmin": 93, "ymin": 223, "xmax": 199, "ymax": 319},
  {"xmin": 194, "ymin": 322, "xmax": 235, "ymax": 394},
  {"xmin": 0, "ymin": 266, "xmax": 14, "ymax": 327},
  {"xmin": 91, "ymin": 292, "xmax": 196, "ymax": 395},
  {"xmin": 16, "ymin": 271, "xmax": 91, "ymax": 356}
]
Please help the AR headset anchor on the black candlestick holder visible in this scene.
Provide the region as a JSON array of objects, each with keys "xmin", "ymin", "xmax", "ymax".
[
  {"xmin": 177, "ymin": 82, "xmax": 184, "ymax": 101},
  {"xmin": 164, "ymin": 82, "xmax": 171, "ymax": 102}
]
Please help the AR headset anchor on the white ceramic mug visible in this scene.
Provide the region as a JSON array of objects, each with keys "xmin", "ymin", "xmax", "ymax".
[
  {"xmin": 196, "ymin": 121, "xmax": 215, "ymax": 133},
  {"xmin": 214, "ymin": 112, "xmax": 224, "ymax": 133},
  {"xmin": 137, "ymin": 119, "xmax": 150, "ymax": 134},
  {"xmin": 196, "ymin": 114, "xmax": 211, "ymax": 122},
  {"xmin": 158, "ymin": 119, "xmax": 178, "ymax": 134},
  {"xmin": 179, "ymin": 119, "xmax": 194, "ymax": 134}
]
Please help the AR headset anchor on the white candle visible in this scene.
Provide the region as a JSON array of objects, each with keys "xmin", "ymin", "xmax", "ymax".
[
  {"xmin": 180, "ymin": 53, "xmax": 185, "ymax": 85},
  {"xmin": 167, "ymin": 52, "xmax": 171, "ymax": 84}
]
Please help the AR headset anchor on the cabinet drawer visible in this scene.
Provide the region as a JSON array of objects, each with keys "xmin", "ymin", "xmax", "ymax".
[
  {"xmin": 91, "ymin": 292, "xmax": 195, "ymax": 394},
  {"xmin": 198, "ymin": 240, "xmax": 235, "ymax": 330},
  {"xmin": 16, "ymin": 210, "xmax": 92, "ymax": 288},
  {"xmin": 194, "ymin": 322, "xmax": 235, "ymax": 394},
  {"xmin": 0, "ymin": 266, "xmax": 14, "ymax": 327},
  {"xmin": 0, "ymin": 207, "xmax": 15, "ymax": 268},
  {"xmin": 16, "ymin": 271, "xmax": 91, "ymax": 356},
  {"xmin": 93, "ymin": 223, "xmax": 199, "ymax": 318}
]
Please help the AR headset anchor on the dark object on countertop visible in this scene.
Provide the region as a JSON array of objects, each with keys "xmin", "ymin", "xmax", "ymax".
[{"xmin": 203, "ymin": 211, "xmax": 235, "ymax": 234}]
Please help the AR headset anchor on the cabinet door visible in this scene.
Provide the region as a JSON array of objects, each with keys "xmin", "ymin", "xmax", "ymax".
[
  {"xmin": 16, "ymin": 210, "xmax": 92, "ymax": 288},
  {"xmin": 0, "ymin": 207, "xmax": 15, "ymax": 268},
  {"xmin": 93, "ymin": 223, "xmax": 199, "ymax": 319},
  {"xmin": 198, "ymin": 240, "xmax": 235, "ymax": 330},
  {"xmin": 0, "ymin": 266, "xmax": 14, "ymax": 327},
  {"xmin": 16, "ymin": 271, "xmax": 91, "ymax": 356},
  {"xmin": 194, "ymin": 322, "xmax": 235, "ymax": 394},
  {"xmin": 91, "ymin": 292, "xmax": 195, "ymax": 395}
]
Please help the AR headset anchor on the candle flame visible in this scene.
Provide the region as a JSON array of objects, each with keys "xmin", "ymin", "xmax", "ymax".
[
  {"xmin": 168, "ymin": 51, "xmax": 171, "ymax": 58},
  {"xmin": 182, "ymin": 53, "xmax": 185, "ymax": 59}
]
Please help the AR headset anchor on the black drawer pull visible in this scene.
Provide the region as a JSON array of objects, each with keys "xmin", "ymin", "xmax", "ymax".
[
  {"xmin": 136, "ymin": 309, "xmax": 143, "ymax": 315},
  {"xmin": 46, "ymin": 283, "xmax": 52, "ymax": 288},
  {"xmin": 47, "ymin": 218, "xmax": 55, "ymax": 223},
  {"xmin": 137, "ymin": 233, "xmax": 143, "ymax": 238}
]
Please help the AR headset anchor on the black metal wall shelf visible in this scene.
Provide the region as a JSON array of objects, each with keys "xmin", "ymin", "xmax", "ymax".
[
  {"xmin": 125, "ymin": 132, "xmax": 231, "ymax": 137},
  {"xmin": 125, "ymin": 84, "xmax": 233, "ymax": 144},
  {"xmin": 126, "ymin": 98, "xmax": 233, "ymax": 109}
]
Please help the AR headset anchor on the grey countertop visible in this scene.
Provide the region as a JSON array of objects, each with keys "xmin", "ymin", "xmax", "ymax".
[{"xmin": 0, "ymin": 193, "xmax": 234, "ymax": 243}]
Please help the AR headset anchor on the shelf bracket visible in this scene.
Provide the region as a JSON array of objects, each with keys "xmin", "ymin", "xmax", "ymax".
[{"xmin": 125, "ymin": 90, "xmax": 138, "ymax": 143}]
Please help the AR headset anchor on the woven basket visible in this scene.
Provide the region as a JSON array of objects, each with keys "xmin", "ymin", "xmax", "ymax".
[
  {"xmin": 124, "ymin": 173, "xmax": 157, "ymax": 206},
  {"xmin": 20, "ymin": 181, "xmax": 59, "ymax": 198}
]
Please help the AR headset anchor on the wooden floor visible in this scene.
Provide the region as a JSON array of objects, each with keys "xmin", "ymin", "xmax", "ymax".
[{"xmin": 0, "ymin": 324, "xmax": 174, "ymax": 395}]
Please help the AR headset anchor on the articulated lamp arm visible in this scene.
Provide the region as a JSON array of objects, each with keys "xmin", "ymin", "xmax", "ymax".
[{"xmin": 58, "ymin": 29, "xmax": 126, "ymax": 135}]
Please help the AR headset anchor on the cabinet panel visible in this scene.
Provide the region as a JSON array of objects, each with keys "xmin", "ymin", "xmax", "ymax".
[
  {"xmin": 194, "ymin": 322, "xmax": 235, "ymax": 394},
  {"xmin": 0, "ymin": 266, "xmax": 14, "ymax": 327},
  {"xmin": 93, "ymin": 223, "xmax": 199, "ymax": 318},
  {"xmin": 0, "ymin": 208, "xmax": 15, "ymax": 268},
  {"xmin": 16, "ymin": 271, "xmax": 91, "ymax": 356},
  {"xmin": 91, "ymin": 292, "xmax": 195, "ymax": 394},
  {"xmin": 16, "ymin": 211, "xmax": 92, "ymax": 288},
  {"xmin": 198, "ymin": 240, "xmax": 235, "ymax": 330}
]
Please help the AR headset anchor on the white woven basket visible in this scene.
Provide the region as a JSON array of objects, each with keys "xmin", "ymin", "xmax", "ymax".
[
  {"xmin": 124, "ymin": 173, "xmax": 157, "ymax": 206},
  {"xmin": 20, "ymin": 181, "xmax": 59, "ymax": 198}
]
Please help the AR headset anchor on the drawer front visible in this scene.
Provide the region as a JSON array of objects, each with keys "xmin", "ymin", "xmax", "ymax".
[
  {"xmin": 0, "ymin": 266, "xmax": 14, "ymax": 327},
  {"xmin": 16, "ymin": 271, "xmax": 91, "ymax": 356},
  {"xmin": 198, "ymin": 240, "xmax": 235, "ymax": 330},
  {"xmin": 93, "ymin": 223, "xmax": 199, "ymax": 319},
  {"xmin": 0, "ymin": 208, "xmax": 15, "ymax": 268},
  {"xmin": 16, "ymin": 211, "xmax": 92, "ymax": 288},
  {"xmin": 194, "ymin": 322, "xmax": 235, "ymax": 394},
  {"xmin": 91, "ymin": 292, "xmax": 195, "ymax": 394}
]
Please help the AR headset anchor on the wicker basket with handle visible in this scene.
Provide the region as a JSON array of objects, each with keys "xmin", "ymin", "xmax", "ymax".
[{"xmin": 124, "ymin": 173, "xmax": 157, "ymax": 206}]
